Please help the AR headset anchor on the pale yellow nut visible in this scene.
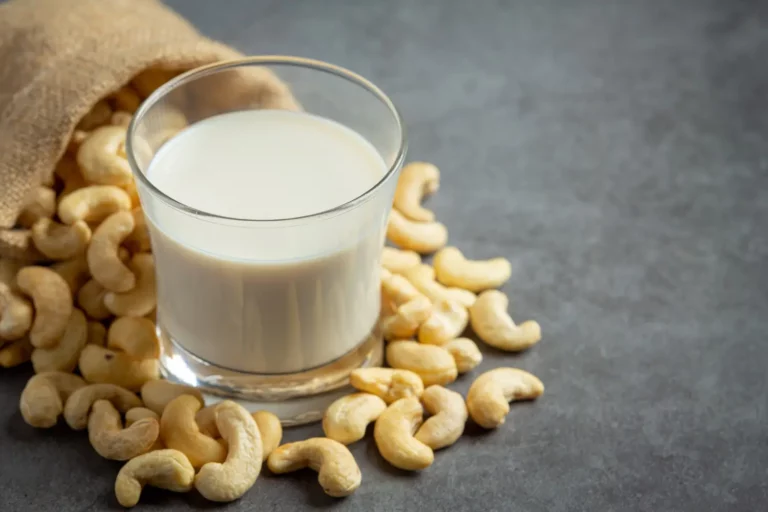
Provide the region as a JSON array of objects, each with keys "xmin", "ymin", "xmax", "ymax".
[
  {"xmin": 76, "ymin": 100, "xmax": 112, "ymax": 131},
  {"xmin": 469, "ymin": 290, "xmax": 541, "ymax": 352},
  {"xmin": 57, "ymin": 185, "xmax": 132, "ymax": 225},
  {"xmin": 268, "ymin": 438, "xmax": 361, "ymax": 497},
  {"xmin": 77, "ymin": 125, "xmax": 132, "ymax": 186},
  {"xmin": 31, "ymin": 308, "xmax": 87, "ymax": 373},
  {"xmin": 0, "ymin": 283, "xmax": 33, "ymax": 340},
  {"xmin": 414, "ymin": 385, "xmax": 467, "ymax": 450},
  {"xmin": 386, "ymin": 340, "xmax": 458, "ymax": 387},
  {"xmin": 349, "ymin": 367, "xmax": 424, "ymax": 404},
  {"xmin": 466, "ymin": 367, "xmax": 544, "ymax": 429},
  {"xmin": 30, "ymin": 218, "xmax": 91, "ymax": 260},
  {"xmin": 122, "ymin": 180, "xmax": 141, "ymax": 209},
  {"xmin": 107, "ymin": 316, "xmax": 159, "ymax": 360},
  {"xmin": 322, "ymin": 393, "xmax": 387, "ymax": 445},
  {"xmin": 433, "ymin": 247, "xmax": 512, "ymax": 292},
  {"xmin": 63, "ymin": 383, "xmax": 142, "ymax": 430},
  {"xmin": 417, "ymin": 298, "xmax": 469, "ymax": 345},
  {"xmin": 66, "ymin": 130, "xmax": 89, "ymax": 156},
  {"xmin": 87, "ymin": 211, "xmax": 136, "ymax": 292},
  {"xmin": 126, "ymin": 407, "xmax": 164, "ymax": 451},
  {"xmin": 381, "ymin": 270, "xmax": 423, "ymax": 307},
  {"xmin": 443, "ymin": 337, "xmax": 482, "ymax": 373},
  {"xmin": 78, "ymin": 345, "xmax": 159, "ymax": 392},
  {"xmin": 381, "ymin": 246, "xmax": 421, "ymax": 274},
  {"xmin": 51, "ymin": 255, "xmax": 91, "ymax": 297},
  {"xmin": 380, "ymin": 295, "xmax": 432, "ymax": 341},
  {"xmin": 114, "ymin": 449, "xmax": 195, "ymax": 508},
  {"xmin": 86, "ymin": 321, "xmax": 107, "ymax": 346},
  {"xmin": 124, "ymin": 208, "xmax": 152, "ymax": 253},
  {"xmin": 88, "ymin": 399, "xmax": 160, "ymax": 460},
  {"xmin": 19, "ymin": 371, "xmax": 86, "ymax": 428},
  {"xmin": 393, "ymin": 162, "xmax": 440, "ymax": 222},
  {"xmin": 196, "ymin": 406, "xmax": 282, "ymax": 462},
  {"xmin": 16, "ymin": 266, "xmax": 73, "ymax": 348},
  {"xmin": 160, "ymin": 394, "xmax": 227, "ymax": 468},
  {"xmin": 109, "ymin": 86, "xmax": 142, "ymax": 113},
  {"xmin": 373, "ymin": 397, "xmax": 434, "ymax": 470},
  {"xmin": 77, "ymin": 279, "xmax": 112, "ymax": 320},
  {"xmin": 0, "ymin": 337, "xmax": 33, "ymax": 367},
  {"xmin": 104, "ymin": 253, "xmax": 157, "ymax": 317},
  {"xmin": 141, "ymin": 380, "xmax": 204, "ymax": 416},
  {"xmin": 403, "ymin": 264, "xmax": 476, "ymax": 308},
  {"xmin": 387, "ymin": 209, "xmax": 447, "ymax": 254},
  {"xmin": 16, "ymin": 186, "xmax": 56, "ymax": 228}
]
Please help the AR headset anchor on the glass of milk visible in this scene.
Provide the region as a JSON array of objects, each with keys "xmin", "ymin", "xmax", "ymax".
[{"xmin": 127, "ymin": 57, "xmax": 405, "ymax": 422}]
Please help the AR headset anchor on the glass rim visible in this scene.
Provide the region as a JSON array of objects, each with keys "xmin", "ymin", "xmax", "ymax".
[{"xmin": 126, "ymin": 55, "xmax": 407, "ymax": 224}]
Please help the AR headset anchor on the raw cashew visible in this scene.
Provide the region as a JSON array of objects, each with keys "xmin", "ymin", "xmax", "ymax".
[
  {"xmin": 17, "ymin": 186, "xmax": 56, "ymax": 228},
  {"xmin": 114, "ymin": 449, "xmax": 195, "ymax": 508},
  {"xmin": 126, "ymin": 407, "xmax": 164, "ymax": 451},
  {"xmin": 141, "ymin": 380, "xmax": 204, "ymax": 416},
  {"xmin": 63, "ymin": 383, "xmax": 142, "ymax": 430},
  {"xmin": 323, "ymin": 393, "xmax": 387, "ymax": 445},
  {"xmin": 393, "ymin": 162, "xmax": 440, "ymax": 222},
  {"xmin": 417, "ymin": 298, "xmax": 469, "ymax": 345},
  {"xmin": 404, "ymin": 264, "xmax": 476, "ymax": 308},
  {"xmin": 0, "ymin": 283, "xmax": 33, "ymax": 340},
  {"xmin": 16, "ymin": 266, "xmax": 73, "ymax": 348},
  {"xmin": 110, "ymin": 111, "xmax": 134, "ymax": 127},
  {"xmin": 87, "ymin": 211, "xmax": 136, "ymax": 292},
  {"xmin": 194, "ymin": 401, "xmax": 263, "ymax": 502},
  {"xmin": 373, "ymin": 397, "xmax": 434, "ymax": 470},
  {"xmin": 381, "ymin": 269, "xmax": 423, "ymax": 306},
  {"xmin": 78, "ymin": 345, "xmax": 159, "ymax": 392},
  {"xmin": 77, "ymin": 279, "xmax": 112, "ymax": 320},
  {"xmin": 196, "ymin": 406, "xmax": 282, "ymax": 461},
  {"xmin": 387, "ymin": 209, "xmax": 447, "ymax": 254},
  {"xmin": 349, "ymin": 367, "xmax": 424, "ymax": 404},
  {"xmin": 88, "ymin": 399, "xmax": 160, "ymax": 460},
  {"xmin": 19, "ymin": 372, "xmax": 86, "ymax": 428},
  {"xmin": 51, "ymin": 255, "xmax": 91, "ymax": 296},
  {"xmin": 433, "ymin": 247, "xmax": 512, "ymax": 292},
  {"xmin": 386, "ymin": 341, "xmax": 458, "ymax": 387},
  {"xmin": 380, "ymin": 295, "xmax": 432, "ymax": 340},
  {"xmin": 57, "ymin": 185, "xmax": 132, "ymax": 225},
  {"xmin": 31, "ymin": 218, "xmax": 91, "ymax": 260},
  {"xmin": 77, "ymin": 125, "xmax": 132, "ymax": 186},
  {"xmin": 87, "ymin": 321, "xmax": 107, "ymax": 346},
  {"xmin": 469, "ymin": 290, "xmax": 541, "ymax": 352},
  {"xmin": 109, "ymin": 86, "xmax": 142, "ymax": 113},
  {"xmin": 267, "ymin": 438, "xmax": 361, "ymax": 497},
  {"xmin": 443, "ymin": 337, "xmax": 483, "ymax": 373},
  {"xmin": 160, "ymin": 394, "xmax": 227, "ymax": 468},
  {"xmin": 381, "ymin": 246, "xmax": 421, "ymax": 274},
  {"xmin": 0, "ymin": 338, "xmax": 33, "ymax": 367},
  {"xmin": 76, "ymin": 100, "xmax": 112, "ymax": 131},
  {"xmin": 466, "ymin": 368, "xmax": 544, "ymax": 428},
  {"xmin": 104, "ymin": 253, "xmax": 157, "ymax": 317},
  {"xmin": 107, "ymin": 316, "xmax": 159, "ymax": 359},
  {"xmin": 31, "ymin": 308, "xmax": 87, "ymax": 373},
  {"xmin": 124, "ymin": 208, "xmax": 152, "ymax": 253},
  {"xmin": 414, "ymin": 385, "xmax": 467, "ymax": 450}
]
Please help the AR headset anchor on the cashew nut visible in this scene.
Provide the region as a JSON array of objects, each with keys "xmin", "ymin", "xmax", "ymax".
[
  {"xmin": 393, "ymin": 162, "xmax": 440, "ymax": 222},
  {"xmin": 77, "ymin": 279, "xmax": 112, "ymax": 320},
  {"xmin": 0, "ymin": 338, "xmax": 33, "ymax": 367},
  {"xmin": 88, "ymin": 399, "xmax": 160, "ymax": 460},
  {"xmin": 141, "ymin": 380, "xmax": 204, "ymax": 416},
  {"xmin": 78, "ymin": 345, "xmax": 159, "ymax": 392},
  {"xmin": 30, "ymin": 218, "xmax": 91, "ymax": 260},
  {"xmin": 323, "ymin": 392, "xmax": 387, "ymax": 445},
  {"xmin": 114, "ymin": 449, "xmax": 195, "ymax": 508},
  {"xmin": 380, "ymin": 295, "xmax": 432, "ymax": 341},
  {"xmin": 57, "ymin": 185, "xmax": 132, "ymax": 225},
  {"xmin": 77, "ymin": 125, "xmax": 132, "ymax": 186},
  {"xmin": 381, "ymin": 269, "xmax": 423, "ymax": 307},
  {"xmin": 104, "ymin": 253, "xmax": 157, "ymax": 317},
  {"xmin": 403, "ymin": 264, "xmax": 476, "ymax": 308},
  {"xmin": 126, "ymin": 407, "xmax": 164, "ymax": 451},
  {"xmin": 19, "ymin": 371, "xmax": 86, "ymax": 428},
  {"xmin": 414, "ymin": 385, "xmax": 467, "ymax": 450},
  {"xmin": 386, "ymin": 341, "xmax": 458, "ymax": 387},
  {"xmin": 55, "ymin": 155, "xmax": 87, "ymax": 197},
  {"xmin": 87, "ymin": 321, "xmax": 107, "ymax": 346},
  {"xmin": 124, "ymin": 208, "xmax": 152, "ymax": 253},
  {"xmin": 106, "ymin": 316, "xmax": 159, "ymax": 360},
  {"xmin": 466, "ymin": 368, "xmax": 544, "ymax": 428},
  {"xmin": 63, "ymin": 383, "xmax": 142, "ymax": 430},
  {"xmin": 381, "ymin": 246, "xmax": 421, "ymax": 274},
  {"xmin": 387, "ymin": 209, "xmax": 447, "ymax": 254},
  {"xmin": 433, "ymin": 247, "xmax": 511, "ymax": 292},
  {"xmin": 31, "ymin": 308, "xmax": 87, "ymax": 373},
  {"xmin": 417, "ymin": 298, "xmax": 469, "ymax": 345},
  {"xmin": 194, "ymin": 401, "xmax": 263, "ymax": 502},
  {"xmin": 76, "ymin": 100, "xmax": 112, "ymax": 131},
  {"xmin": 16, "ymin": 186, "xmax": 56, "ymax": 228},
  {"xmin": 16, "ymin": 266, "xmax": 73, "ymax": 348},
  {"xmin": 0, "ymin": 283, "xmax": 33, "ymax": 340},
  {"xmin": 196, "ymin": 406, "xmax": 282, "ymax": 461},
  {"xmin": 349, "ymin": 367, "xmax": 424, "ymax": 404},
  {"xmin": 109, "ymin": 86, "xmax": 142, "ymax": 113},
  {"xmin": 373, "ymin": 397, "xmax": 434, "ymax": 470},
  {"xmin": 267, "ymin": 438, "xmax": 361, "ymax": 497},
  {"xmin": 469, "ymin": 290, "xmax": 541, "ymax": 352},
  {"xmin": 51, "ymin": 255, "xmax": 91, "ymax": 297},
  {"xmin": 66, "ymin": 129, "xmax": 89, "ymax": 156},
  {"xmin": 443, "ymin": 337, "xmax": 483, "ymax": 373},
  {"xmin": 110, "ymin": 111, "xmax": 134, "ymax": 127},
  {"xmin": 160, "ymin": 394, "xmax": 227, "ymax": 468},
  {"xmin": 87, "ymin": 211, "xmax": 136, "ymax": 292}
]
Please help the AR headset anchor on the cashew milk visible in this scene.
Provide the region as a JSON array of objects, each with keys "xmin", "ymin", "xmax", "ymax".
[{"xmin": 145, "ymin": 110, "xmax": 387, "ymax": 374}]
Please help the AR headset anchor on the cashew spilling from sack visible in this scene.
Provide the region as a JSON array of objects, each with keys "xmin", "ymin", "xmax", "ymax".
[
  {"xmin": 417, "ymin": 298, "xmax": 469, "ymax": 345},
  {"xmin": 88, "ymin": 211, "xmax": 136, "ymax": 292},
  {"xmin": 433, "ymin": 247, "xmax": 512, "ymax": 292},
  {"xmin": 16, "ymin": 266, "xmax": 73, "ymax": 348},
  {"xmin": 393, "ymin": 162, "xmax": 440, "ymax": 222},
  {"xmin": 414, "ymin": 385, "xmax": 467, "ymax": 450},
  {"xmin": 443, "ymin": 337, "xmax": 483, "ymax": 373},
  {"xmin": 51, "ymin": 255, "xmax": 91, "ymax": 297},
  {"xmin": 386, "ymin": 341, "xmax": 458, "ymax": 387},
  {"xmin": 31, "ymin": 308, "xmax": 87, "ymax": 373},
  {"xmin": 387, "ymin": 209, "xmax": 448, "ymax": 254},
  {"xmin": 466, "ymin": 368, "xmax": 544, "ymax": 428},
  {"xmin": 141, "ymin": 380, "xmax": 204, "ymax": 416},
  {"xmin": 104, "ymin": 253, "xmax": 157, "ymax": 317},
  {"xmin": 380, "ymin": 295, "xmax": 432, "ymax": 340},
  {"xmin": 57, "ymin": 185, "xmax": 132, "ymax": 225},
  {"xmin": 381, "ymin": 246, "xmax": 421, "ymax": 274},
  {"xmin": 196, "ymin": 406, "xmax": 282, "ymax": 462},
  {"xmin": 349, "ymin": 367, "xmax": 425, "ymax": 404},
  {"xmin": 77, "ymin": 279, "xmax": 112, "ymax": 320},
  {"xmin": 323, "ymin": 393, "xmax": 388, "ymax": 445},
  {"xmin": 17, "ymin": 186, "xmax": 56, "ymax": 228},
  {"xmin": 469, "ymin": 290, "xmax": 541, "ymax": 352},
  {"xmin": 19, "ymin": 372, "xmax": 86, "ymax": 428},
  {"xmin": 108, "ymin": 317, "xmax": 160, "ymax": 359},
  {"xmin": 374, "ymin": 397, "xmax": 434, "ymax": 470},
  {"xmin": 63, "ymin": 383, "xmax": 142, "ymax": 430},
  {"xmin": 78, "ymin": 345, "xmax": 159, "ymax": 392},
  {"xmin": 88, "ymin": 399, "xmax": 160, "ymax": 460},
  {"xmin": 160, "ymin": 394, "xmax": 227, "ymax": 468},
  {"xmin": 31, "ymin": 218, "xmax": 91, "ymax": 260},
  {"xmin": 77, "ymin": 125, "xmax": 133, "ymax": 186},
  {"xmin": 0, "ymin": 338, "xmax": 33, "ymax": 367},
  {"xmin": 268, "ymin": 438, "xmax": 361, "ymax": 497},
  {"xmin": 403, "ymin": 264, "xmax": 476, "ymax": 308},
  {"xmin": 114, "ymin": 449, "xmax": 195, "ymax": 508},
  {"xmin": 0, "ymin": 283, "xmax": 33, "ymax": 340}
]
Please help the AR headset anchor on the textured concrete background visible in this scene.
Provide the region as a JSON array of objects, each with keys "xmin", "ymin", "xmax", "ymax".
[{"xmin": 2, "ymin": 0, "xmax": 768, "ymax": 510}]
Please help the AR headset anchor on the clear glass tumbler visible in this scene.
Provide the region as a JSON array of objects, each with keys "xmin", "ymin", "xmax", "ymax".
[{"xmin": 127, "ymin": 57, "xmax": 406, "ymax": 423}]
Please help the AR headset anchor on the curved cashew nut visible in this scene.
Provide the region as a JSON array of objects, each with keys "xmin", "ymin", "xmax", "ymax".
[
  {"xmin": 63, "ymin": 383, "xmax": 142, "ymax": 430},
  {"xmin": 104, "ymin": 253, "xmax": 157, "ymax": 317},
  {"xmin": 381, "ymin": 246, "xmax": 421, "ymax": 274},
  {"xmin": 87, "ymin": 321, "xmax": 107, "ymax": 346},
  {"xmin": 196, "ymin": 406, "xmax": 282, "ymax": 461},
  {"xmin": 19, "ymin": 372, "xmax": 86, "ymax": 428},
  {"xmin": 31, "ymin": 308, "xmax": 87, "ymax": 373},
  {"xmin": 77, "ymin": 125, "xmax": 132, "ymax": 186},
  {"xmin": 31, "ymin": 218, "xmax": 91, "ymax": 260},
  {"xmin": 417, "ymin": 298, "xmax": 469, "ymax": 345},
  {"xmin": 57, "ymin": 185, "xmax": 132, "ymax": 225},
  {"xmin": 386, "ymin": 341, "xmax": 458, "ymax": 387},
  {"xmin": 469, "ymin": 290, "xmax": 541, "ymax": 352},
  {"xmin": 108, "ymin": 316, "xmax": 159, "ymax": 359},
  {"xmin": 126, "ymin": 407, "xmax": 164, "ymax": 451},
  {"xmin": 387, "ymin": 209, "xmax": 447, "ymax": 254},
  {"xmin": 323, "ymin": 393, "xmax": 387, "ymax": 445},
  {"xmin": 349, "ymin": 367, "xmax": 424, "ymax": 404},
  {"xmin": 51, "ymin": 255, "xmax": 91, "ymax": 297},
  {"xmin": 114, "ymin": 449, "xmax": 195, "ymax": 508},
  {"xmin": 381, "ymin": 270, "xmax": 423, "ymax": 307},
  {"xmin": 194, "ymin": 401, "xmax": 263, "ymax": 502},
  {"xmin": 414, "ymin": 385, "xmax": 467, "ymax": 450},
  {"xmin": 77, "ymin": 279, "xmax": 112, "ymax": 320},
  {"xmin": 88, "ymin": 399, "xmax": 160, "ymax": 460},
  {"xmin": 160, "ymin": 394, "xmax": 227, "ymax": 468},
  {"xmin": 267, "ymin": 438, "xmax": 361, "ymax": 497},
  {"xmin": 443, "ymin": 337, "xmax": 483, "ymax": 373},
  {"xmin": 16, "ymin": 266, "xmax": 73, "ymax": 348},
  {"xmin": 76, "ymin": 100, "xmax": 112, "ymax": 131},
  {"xmin": 0, "ymin": 338, "xmax": 33, "ymax": 367},
  {"xmin": 433, "ymin": 247, "xmax": 511, "ymax": 292},
  {"xmin": 403, "ymin": 264, "xmax": 476, "ymax": 308},
  {"xmin": 141, "ymin": 380, "xmax": 204, "ymax": 416},
  {"xmin": 0, "ymin": 283, "xmax": 33, "ymax": 340},
  {"xmin": 17, "ymin": 186, "xmax": 56, "ymax": 228},
  {"xmin": 393, "ymin": 162, "xmax": 440, "ymax": 222},
  {"xmin": 124, "ymin": 208, "xmax": 152, "ymax": 253},
  {"xmin": 380, "ymin": 295, "xmax": 432, "ymax": 340},
  {"xmin": 87, "ymin": 211, "xmax": 136, "ymax": 292},
  {"xmin": 78, "ymin": 345, "xmax": 159, "ymax": 392},
  {"xmin": 373, "ymin": 397, "xmax": 434, "ymax": 470},
  {"xmin": 466, "ymin": 368, "xmax": 544, "ymax": 428}
]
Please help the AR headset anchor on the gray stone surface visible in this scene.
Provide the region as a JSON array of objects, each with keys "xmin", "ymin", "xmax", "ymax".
[{"xmin": 2, "ymin": 0, "xmax": 768, "ymax": 510}]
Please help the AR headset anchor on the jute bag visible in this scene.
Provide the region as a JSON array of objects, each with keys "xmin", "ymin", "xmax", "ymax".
[{"xmin": 0, "ymin": 0, "xmax": 294, "ymax": 260}]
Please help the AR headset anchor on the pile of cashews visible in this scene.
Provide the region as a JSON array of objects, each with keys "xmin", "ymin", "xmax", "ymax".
[{"xmin": 1, "ymin": 73, "xmax": 545, "ymax": 507}]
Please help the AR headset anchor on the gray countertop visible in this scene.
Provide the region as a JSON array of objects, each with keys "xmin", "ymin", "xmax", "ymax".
[{"xmin": 2, "ymin": 0, "xmax": 768, "ymax": 510}]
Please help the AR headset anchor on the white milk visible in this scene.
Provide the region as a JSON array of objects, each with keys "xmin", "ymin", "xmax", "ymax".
[{"xmin": 145, "ymin": 110, "xmax": 387, "ymax": 374}]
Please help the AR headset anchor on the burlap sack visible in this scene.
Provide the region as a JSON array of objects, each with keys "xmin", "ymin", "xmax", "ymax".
[{"xmin": 0, "ymin": 0, "xmax": 294, "ymax": 260}]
